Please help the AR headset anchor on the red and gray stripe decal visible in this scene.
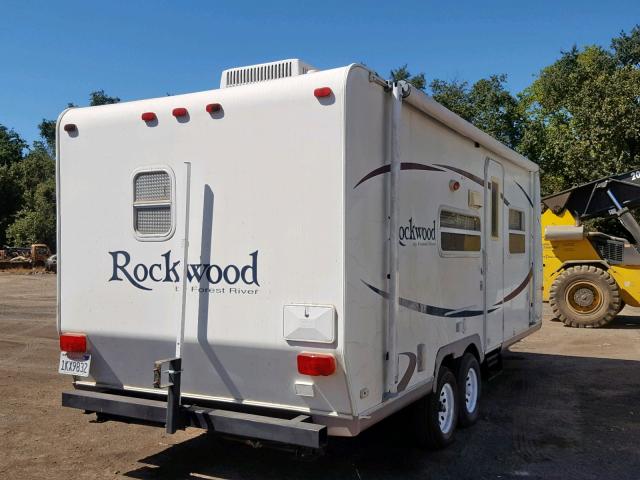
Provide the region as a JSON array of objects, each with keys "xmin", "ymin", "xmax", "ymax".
[
  {"xmin": 493, "ymin": 267, "xmax": 533, "ymax": 306},
  {"xmin": 361, "ymin": 280, "xmax": 494, "ymax": 318},
  {"xmin": 362, "ymin": 268, "xmax": 532, "ymax": 318},
  {"xmin": 435, "ymin": 163, "xmax": 485, "ymax": 187},
  {"xmin": 515, "ymin": 181, "xmax": 534, "ymax": 207},
  {"xmin": 354, "ymin": 163, "xmax": 444, "ymax": 189}
]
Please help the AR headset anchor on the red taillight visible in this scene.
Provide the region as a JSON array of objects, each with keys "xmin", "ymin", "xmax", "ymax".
[
  {"xmin": 206, "ymin": 103, "xmax": 222, "ymax": 113},
  {"xmin": 60, "ymin": 333, "xmax": 86, "ymax": 353},
  {"xmin": 297, "ymin": 353, "xmax": 336, "ymax": 376},
  {"xmin": 141, "ymin": 112, "xmax": 157, "ymax": 122},
  {"xmin": 172, "ymin": 107, "xmax": 188, "ymax": 117},
  {"xmin": 63, "ymin": 124, "xmax": 77, "ymax": 132},
  {"xmin": 314, "ymin": 87, "xmax": 332, "ymax": 98}
]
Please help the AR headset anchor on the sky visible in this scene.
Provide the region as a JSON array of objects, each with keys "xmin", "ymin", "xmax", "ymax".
[{"xmin": 1, "ymin": 0, "xmax": 639, "ymax": 145}]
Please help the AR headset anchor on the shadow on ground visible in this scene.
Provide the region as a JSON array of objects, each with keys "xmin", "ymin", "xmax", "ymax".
[{"xmin": 123, "ymin": 352, "xmax": 640, "ymax": 480}]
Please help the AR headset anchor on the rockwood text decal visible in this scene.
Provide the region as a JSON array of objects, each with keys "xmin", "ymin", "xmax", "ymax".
[{"xmin": 108, "ymin": 250, "xmax": 259, "ymax": 292}]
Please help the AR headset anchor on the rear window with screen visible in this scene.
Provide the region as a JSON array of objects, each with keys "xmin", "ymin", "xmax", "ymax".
[
  {"xmin": 440, "ymin": 210, "xmax": 481, "ymax": 253},
  {"xmin": 133, "ymin": 170, "xmax": 173, "ymax": 238},
  {"xmin": 508, "ymin": 208, "xmax": 526, "ymax": 254}
]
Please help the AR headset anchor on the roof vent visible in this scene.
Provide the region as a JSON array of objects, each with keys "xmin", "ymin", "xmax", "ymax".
[{"xmin": 220, "ymin": 59, "xmax": 317, "ymax": 88}]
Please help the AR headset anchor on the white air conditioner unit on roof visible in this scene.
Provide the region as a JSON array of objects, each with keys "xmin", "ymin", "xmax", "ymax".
[{"xmin": 220, "ymin": 59, "xmax": 317, "ymax": 88}]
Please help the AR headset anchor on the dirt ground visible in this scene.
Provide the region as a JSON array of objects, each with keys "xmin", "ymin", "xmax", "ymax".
[{"xmin": 0, "ymin": 272, "xmax": 639, "ymax": 480}]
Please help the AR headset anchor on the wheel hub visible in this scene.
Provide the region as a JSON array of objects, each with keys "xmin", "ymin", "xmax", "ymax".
[
  {"xmin": 465, "ymin": 368, "xmax": 478, "ymax": 412},
  {"xmin": 438, "ymin": 383, "xmax": 455, "ymax": 434},
  {"xmin": 573, "ymin": 287, "xmax": 594, "ymax": 307},
  {"xmin": 566, "ymin": 281, "xmax": 602, "ymax": 314}
]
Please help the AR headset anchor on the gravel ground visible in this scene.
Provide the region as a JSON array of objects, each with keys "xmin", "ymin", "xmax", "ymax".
[{"xmin": 0, "ymin": 272, "xmax": 639, "ymax": 479}]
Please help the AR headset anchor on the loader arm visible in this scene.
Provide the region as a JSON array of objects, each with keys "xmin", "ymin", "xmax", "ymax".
[{"xmin": 542, "ymin": 169, "xmax": 640, "ymax": 244}]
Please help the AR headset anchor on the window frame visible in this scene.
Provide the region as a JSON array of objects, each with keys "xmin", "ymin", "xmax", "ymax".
[
  {"xmin": 508, "ymin": 207, "xmax": 526, "ymax": 255},
  {"xmin": 438, "ymin": 206, "xmax": 482, "ymax": 258},
  {"xmin": 131, "ymin": 166, "xmax": 176, "ymax": 242},
  {"xmin": 490, "ymin": 178, "xmax": 500, "ymax": 240}
]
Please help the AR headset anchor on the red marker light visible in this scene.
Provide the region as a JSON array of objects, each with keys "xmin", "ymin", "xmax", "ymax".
[
  {"xmin": 63, "ymin": 124, "xmax": 77, "ymax": 132},
  {"xmin": 313, "ymin": 87, "xmax": 332, "ymax": 98},
  {"xmin": 60, "ymin": 333, "xmax": 87, "ymax": 353},
  {"xmin": 297, "ymin": 352, "xmax": 336, "ymax": 376},
  {"xmin": 449, "ymin": 180, "xmax": 461, "ymax": 191},
  {"xmin": 141, "ymin": 112, "xmax": 157, "ymax": 122},
  {"xmin": 172, "ymin": 107, "xmax": 188, "ymax": 117},
  {"xmin": 206, "ymin": 103, "xmax": 222, "ymax": 113}
]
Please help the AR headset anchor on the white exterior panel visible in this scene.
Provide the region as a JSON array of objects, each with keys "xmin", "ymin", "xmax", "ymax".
[{"xmin": 57, "ymin": 62, "xmax": 542, "ymax": 437}]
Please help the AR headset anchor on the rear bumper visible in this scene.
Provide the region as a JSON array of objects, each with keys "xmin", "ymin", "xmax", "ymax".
[{"xmin": 62, "ymin": 389, "xmax": 327, "ymax": 449}]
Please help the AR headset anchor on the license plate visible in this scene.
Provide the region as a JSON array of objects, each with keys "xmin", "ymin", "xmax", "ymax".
[{"xmin": 58, "ymin": 352, "xmax": 91, "ymax": 377}]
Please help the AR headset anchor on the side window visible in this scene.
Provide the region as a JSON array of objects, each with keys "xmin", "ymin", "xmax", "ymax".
[
  {"xmin": 491, "ymin": 179, "xmax": 500, "ymax": 238},
  {"xmin": 508, "ymin": 208, "xmax": 526, "ymax": 254},
  {"xmin": 133, "ymin": 169, "xmax": 174, "ymax": 240},
  {"xmin": 440, "ymin": 209, "xmax": 481, "ymax": 253}
]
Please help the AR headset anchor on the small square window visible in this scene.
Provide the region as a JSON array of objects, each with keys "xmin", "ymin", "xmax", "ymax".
[{"xmin": 133, "ymin": 170, "xmax": 174, "ymax": 239}]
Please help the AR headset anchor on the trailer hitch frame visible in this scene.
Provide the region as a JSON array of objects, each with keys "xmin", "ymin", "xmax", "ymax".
[{"xmin": 153, "ymin": 357, "xmax": 183, "ymax": 434}]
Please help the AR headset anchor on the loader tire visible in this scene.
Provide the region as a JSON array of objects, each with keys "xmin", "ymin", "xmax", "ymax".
[{"xmin": 549, "ymin": 265, "xmax": 620, "ymax": 328}]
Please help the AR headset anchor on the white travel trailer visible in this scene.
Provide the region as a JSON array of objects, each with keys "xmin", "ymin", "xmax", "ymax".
[{"xmin": 58, "ymin": 59, "xmax": 542, "ymax": 451}]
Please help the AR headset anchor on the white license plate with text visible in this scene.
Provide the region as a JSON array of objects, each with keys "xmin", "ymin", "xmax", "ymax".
[{"xmin": 58, "ymin": 352, "xmax": 91, "ymax": 377}]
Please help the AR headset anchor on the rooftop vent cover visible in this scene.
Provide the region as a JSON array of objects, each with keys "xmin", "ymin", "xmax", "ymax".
[{"xmin": 220, "ymin": 59, "xmax": 316, "ymax": 88}]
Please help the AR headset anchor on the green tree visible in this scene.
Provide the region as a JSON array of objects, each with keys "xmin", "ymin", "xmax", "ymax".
[
  {"xmin": 6, "ymin": 177, "xmax": 56, "ymax": 248},
  {"xmin": 37, "ymin": 118, "xmax": 56, "ymax": 155},
  {"xmin": 611, "ymin": 25, "xmax": 640, "ymax": 66},
  {"xmin": 519, "ymin": 40, "xmax": 640, "ymax": 195},
  {"xmin": 89, "ymin": 90, "xmax": 120, "ymax": 106},
  {"xmin": 430, "ymin": 75, "xmax": 523, "ymax": 149},
  {"xmin": 390, "ymin": 64, "xmax": 426, "ymax": 90},
  {"xmin": 0, "ymin": 125, "xmax": 26, "ymax": 167},
  {"xmin": 0, "ymin": 164, "xmax": 22, "ymax": 245},
  {"xmin": 5, "ymin": 145, "xmax": 56, "ymax": 247}
]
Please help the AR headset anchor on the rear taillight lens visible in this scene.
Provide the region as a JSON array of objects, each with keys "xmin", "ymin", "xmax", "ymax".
[
  {"xmin": 60, "ymin": 333, "xmax": 86, "ymax": 353},
  {"xmin": 297, "ymin": 352, "xmax": 336, "ymax": 376}
]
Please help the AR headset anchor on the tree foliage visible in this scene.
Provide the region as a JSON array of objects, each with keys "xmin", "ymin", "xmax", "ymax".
[
  {"xmin": 0, "ymin": 90, "xmax": 119, "ymax": 249},
  {"xmin": 430, "ymin": 75, "xmax": 523, "ymax": 149},
  {"xmin": 0, "ymin": 126, "xmax": 27, "ymax": 167},
  {"xmin": 391, "ymin": 24, "xmax": 640, "ymax": 198},
  {"xmin": 519, "ymin": 44, "xmax": 640, "ymax": 194},
  {"xmin": 390, "ymin": 64, "xmax": 426, "ymax": 91},
  {"xmin": 89, "ymin": 90, "xmax": 120, "ymax": 106}
]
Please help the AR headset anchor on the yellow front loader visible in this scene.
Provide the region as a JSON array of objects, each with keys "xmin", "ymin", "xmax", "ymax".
[{"xmin": 543, "ymin": 170, "xmax": 640, "ymax": 327}]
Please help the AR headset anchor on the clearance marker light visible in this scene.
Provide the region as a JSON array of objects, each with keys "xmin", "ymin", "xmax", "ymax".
[
  {"xmin": 206, "ymin": 103, "xmax": 222, "ymax": 113},
  {"xmin": 141, "ymin": 112, "xmax": 157, "ymax": 122},
  {"xmin": 172, "ymin": 107, "xmax": 188, "ymax": 118},
  {"xmin": 63, "ymin": 124, "xmax": 77, "ymax": 132},
  {"xmin": 297, "ymin": 352, "xmax": 336, "ymax": 376},
  {"xmin": 313, "ymin": 87, "xmax": 332, "ymax": 98},
  {"xmin": 449, "ymin": 180, "xmax": 461, "ymax": 191},
  {"xmin": 60, "ymin": 333, "xmax": 87, "ymax": 353}
]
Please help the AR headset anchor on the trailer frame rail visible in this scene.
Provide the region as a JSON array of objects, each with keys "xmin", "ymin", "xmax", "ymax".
[{"xmin": 62, "ymin": 390, "xmax": 327, "ymax": 449}]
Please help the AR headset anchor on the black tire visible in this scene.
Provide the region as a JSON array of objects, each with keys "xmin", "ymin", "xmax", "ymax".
[
  {"xmin": 616, "ymin": 300, "xmax": 626, "ymax": 315},
  {"xmin": 549, "ymin": 265, "xmax": 620, "ymax": 328},
  {"xmin": 412, "ymin": 366, "xmax": 458, "ymax": 449},
  {"xmin": 456, "ymin": 353, "xmax": 481, "ymax": 428}
]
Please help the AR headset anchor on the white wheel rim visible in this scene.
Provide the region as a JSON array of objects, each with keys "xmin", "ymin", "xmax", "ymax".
[
  {"xmin": 465, "ymin": 367, "xmax": 478, "ymax": 413},
  {"xmin": 438, "ymin": 383, "xmax": 455, "ymax": 434}
]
